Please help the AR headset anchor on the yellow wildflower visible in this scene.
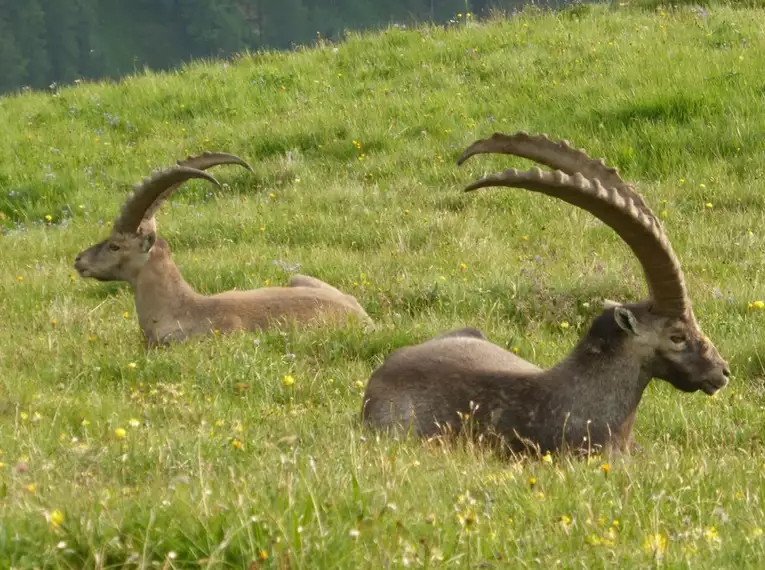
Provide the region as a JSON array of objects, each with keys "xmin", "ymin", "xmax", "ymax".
[
  {"xmin": 114, "ymin": 428, "xmax": 127, "ymax": 439},
  {"xmin": 704, "ymin": 526, "xmax": 720, "ymax": 546},
  {"xmin": 282, "ymin": 375, "xmax": 295, "ymax": 387},
  {"xmin": 49, "ymin": 509, "xmax": 65, "ymax": 528},
  {"xmin": 587, "ymin": 532, "xmax": 614, "ymax": 546},
  {"xmin": 457, "ymin": 510, "xmax": 478, "ymax": 530},
  {"xmin": 643, "ymin": 532, "xmax": 668, "ymax": 555}
]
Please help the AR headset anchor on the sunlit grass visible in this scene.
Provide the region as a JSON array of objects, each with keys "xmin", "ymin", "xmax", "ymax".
[{"xmin": 1, "ymin": 2, "xmax": 765, "ymax": 567}]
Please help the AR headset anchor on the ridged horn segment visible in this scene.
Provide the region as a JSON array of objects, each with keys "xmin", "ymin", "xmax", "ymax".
[
  {"xmin": 113, "ymin": 166, "xmax": 220, "ymax": 234},
  {"xmin": 457, "ymin": 131, "xmax": 658, "ymax": 224},
  {"xmin": 464, "ymin": 167, "xmax": 688, "ymax": 317},
  {"xmin": 142, "ymin": 151, "xmax": 254, "ymax": 223},
  {"xmin": 176, "ymin": 151, "xmax": 254, "ymax": 172}
]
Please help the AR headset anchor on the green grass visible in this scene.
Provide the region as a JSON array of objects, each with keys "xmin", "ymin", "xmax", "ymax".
[{"xmin": 1, "ymin": 2, "xmax": 765, "ymax": 567}]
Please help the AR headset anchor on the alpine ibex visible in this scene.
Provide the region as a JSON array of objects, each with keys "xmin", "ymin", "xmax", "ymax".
[
  {"xmin": 74, "ymin": 162, "xmax": 373, "ymax": 346},
  {"xmin": 362, "ymin": 132, "xmax": 729, "ymax": 456}
]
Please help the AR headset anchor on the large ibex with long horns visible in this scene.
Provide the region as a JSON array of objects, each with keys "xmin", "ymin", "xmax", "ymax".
[
  {"xmin": 74, "ymin": 157, "xmax": 373, "ymax": 346},
  {"xmin": 361, "ymin": 132, "xmax": 729, "ymax": 455}
]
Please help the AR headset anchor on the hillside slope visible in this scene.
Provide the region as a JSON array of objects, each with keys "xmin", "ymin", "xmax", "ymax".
[{"xmin": 1, "ymin": 4, "xmax": 764, "ymax": 567}]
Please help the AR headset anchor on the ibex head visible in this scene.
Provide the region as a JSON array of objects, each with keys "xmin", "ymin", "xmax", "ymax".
[
  {"xmin": 458, "ymin": 132, "xmax": 730, "ymax": 395},
  {"xmin": 74, "ymin": 166, "xmax": 220, "ymax": 283},
  {"xmin": 74, "ymin": 152, "xmax": 251, "ymax": 283}
]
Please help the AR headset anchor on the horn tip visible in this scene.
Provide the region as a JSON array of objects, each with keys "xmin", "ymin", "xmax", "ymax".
[{"xmin": 456, "ymin": 149, "xmax": 473, "ymax": 166}]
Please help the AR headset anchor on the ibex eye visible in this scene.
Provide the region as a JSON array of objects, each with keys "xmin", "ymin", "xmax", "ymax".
[
  {"xmin": 108, "ymin": 243, "xmax": 120, "ymax": 252},
  {"xmin": 670, "ymin": 334, "xmax": 687, "ymax": 344}
]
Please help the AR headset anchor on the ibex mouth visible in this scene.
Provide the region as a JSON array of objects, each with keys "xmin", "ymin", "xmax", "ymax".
[
  {"xmin": 73, "ymin": 261, "xmax": 97, "ymax": 279},
  {"xmin": 701, "ymin": 376, "xmax": 728, "ymax": 396}
]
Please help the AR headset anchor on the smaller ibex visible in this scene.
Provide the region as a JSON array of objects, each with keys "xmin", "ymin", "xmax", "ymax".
[
  {"xmin": 362, "ymin": 132, "xmax": 729, "ymax": 456},
  {"xmin": 74, "ymin": 151, "xmax": 255, "ymax": 281},
  {"xmin": 74, "ymin": 158, "xmax": 373, "ymax": 345}
]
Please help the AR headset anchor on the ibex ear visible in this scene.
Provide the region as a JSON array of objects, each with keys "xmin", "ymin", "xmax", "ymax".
[
  {"xmin": 140, "ymin": 232, "xmax": 156, "ymax": 253},
  {"xmin": 614, "ymin": 306, "xmax": 639, "ymax": 335},
  {"xmin": 603, "ymin": 299, "xmax": 622, "ymax": 309}
]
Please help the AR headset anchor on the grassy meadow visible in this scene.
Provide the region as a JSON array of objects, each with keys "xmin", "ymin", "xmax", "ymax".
[{"xmin": 1, "ymin": 2, "xmax": 765, "ymax": 567}]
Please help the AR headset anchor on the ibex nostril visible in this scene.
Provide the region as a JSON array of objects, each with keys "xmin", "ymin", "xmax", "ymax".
[{"xmin": 723, "ymin": 366, "xmax": 731, "ymax": 378}]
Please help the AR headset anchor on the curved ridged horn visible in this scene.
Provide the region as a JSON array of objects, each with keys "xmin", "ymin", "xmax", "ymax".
[
  {"xmin": 458, "ymin": 132, "xmax": 659, "ymax": 227},
  {"xmin": 464, "ymin": 167, "xmax": 688, "ymax": 317},
  {"xmin": 142, "ymin": 151, "xmax": 254, "ymax": 223},
  {"xmin": 113, "ymin": 167, "xmax": 220, "ymax": 234}
]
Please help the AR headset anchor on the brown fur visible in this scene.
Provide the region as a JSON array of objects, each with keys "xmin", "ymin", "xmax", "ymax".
[{"xmin": 76, "ymin": 233, "xmax": 372, "ymax": 347}]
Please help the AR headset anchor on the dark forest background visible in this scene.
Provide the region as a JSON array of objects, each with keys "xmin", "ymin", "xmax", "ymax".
[{"xmin": 0, "ymin": 0, "xmax": 575, "ymax": 95}]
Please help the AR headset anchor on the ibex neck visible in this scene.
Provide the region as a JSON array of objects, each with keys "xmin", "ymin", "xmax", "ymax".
[
  {"xmin": 544, "ymin": 340, "xmax": 652, "ymax": 453},
  {"xmin": 133, "ymin": 242, "xmax": 199, "ymax": 337},
  {"xmin": 135, "ymin": 242, "xmax": 196, "ymax": 298}
]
